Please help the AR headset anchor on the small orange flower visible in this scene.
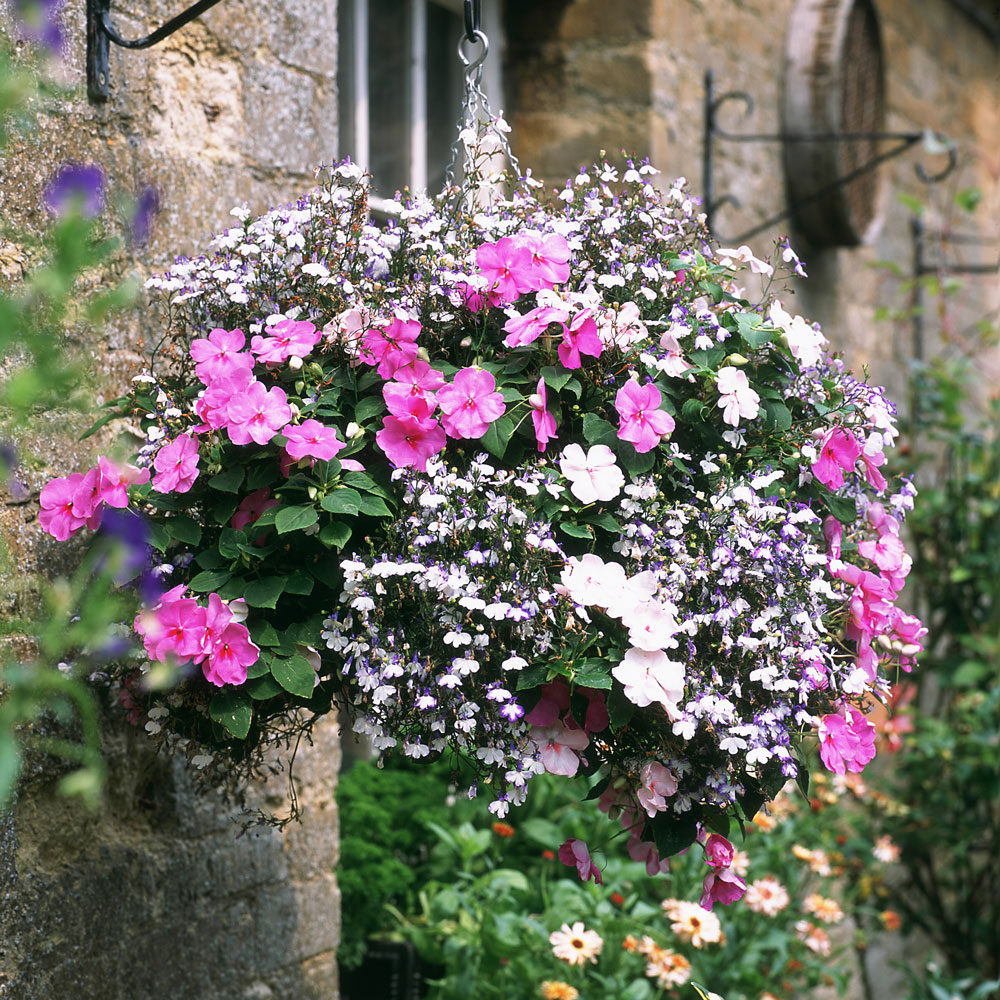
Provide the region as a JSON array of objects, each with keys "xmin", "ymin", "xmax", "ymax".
[
  {"xmin": 542, "ymin": 849, "xmax": 556, "ymax": 861},
  {"xmin": 492, "ymin": 821, "xmax": 515, "ymax": 838},
  {"xmin": 540, "ymin": 982, "xmax": 579, "ymax": 1000},
  {"xmin": 610, "ymin": 891, "xmax": 625, "ymax": 906},
  {"xmin": 622, "ymin": 934, "xmax": 640, "ymax": 952},
  {"xmin": 880, "ymin": 909, "xmax": 902, "ymax": 931}
]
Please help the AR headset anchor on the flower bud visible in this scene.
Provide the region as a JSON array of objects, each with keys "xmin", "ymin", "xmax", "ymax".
[
  {"xmin": 527, "ymin": 393, "xmax": 544, "ymax": 409},
  {"xmin": 899, "ymin": 643, "xmax": 921, "ymax": 657},
  {"xmin": 876, "ymin": 634, "xmax": 893, "ymax": 652},
  {"xmin": 288, "ymin": 355, "xmax": 303, "ymax": 370},
  {"xmin": 459, "ymin": 336, "xmax": 473, "ymax": 348},
  {"xmin": 346, "ymin": 421, "xmax": 363, "ymax": 439},
  {"xmin": 417, "ymin": 346, "xmax": 430, "ymax": 362},
  {"xmin": 726, "ymin": 353, "xmax": 750, "ymax": 366}
]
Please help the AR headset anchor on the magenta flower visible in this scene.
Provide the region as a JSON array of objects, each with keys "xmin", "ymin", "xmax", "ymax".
[
  {"xmin": 251, "ymin": 319, "xmax": 321, "ymax": 365},
  {"xmin": 152, "ymin": 434, "xmax": 200, "ymax": 494},
  {"xmin": 520, "ymin": 231, "xmax": 571, "ymax": 288},
  {"xmin": 627, "ymin": 836, "xmax": 671, "ymax": 876},
  {"xmin": 615, "ymin": 379, "xmax": 675, "ymax": 453},
  {"xmin": 194, "ymin": 368, "xmax": 255, "ymax": 430},
  {"xmin": 284, "ymin": 419, "xmax": 345, "ymax": 462},
  {"xmin": 558, "ymin": 310, "xmax": 603, "ymax": 369},
  {"xmin": 192, "ymin": 593, "xmax": 235, "ymax": 662},
  {"xmin": 231, "ymin": 488, "xmax": 279, "ymax": 530},
  {"xmin": 96, "ymin": 456, "xmax": 149, "ymax": 508},
  {"xmin": 529, "ymin": 378, "xmax": 558, "ymax": 452},
  {"xmin": 812, "ymin": 427, "xmax": 861, "ymax": 490},
  {"xmin": 146, "ymin": 596, "xmax": 207, "ymax": 663},
  {"xmin": 226, "ymin": 383, "xmax": 293, "ymax": 446},
  {"xmin": 437, "ymin": 367, "xmax": 506, "ymax": 440},
  {"xmin": 818, "ymin": 706, "xmax": 877, "ymax": 775},
  {"xmin": 39, "ymin": 473, "xmax": 91, "ymax": 539},
  {"xmin": 190, "ymin": 327, "xmax": 254, "ymax": 384},
  {"xmin": 700, "ymin": 868, "xmax": 747, "ymax": 910},
  {"xmin": 558, "ymin": 838, "xmax": 603, "ymax": 885},
  {"xmin": 823, "ymin": 516, "xmax": 843, "ymax": 560},
  {"xmin": 476, "ymin": 237, "xmax": 534, "ymax": 303},
  {"xmin": 359, "ymin": 317, "xmax": 421, "ymax": 379},
  {"xmin": 860, "ymin": 442, "xmax": 887, "ymax": 491},
  {"xmin": 202, "ymin": 621, "xmax": 259, "ymax": 686},
  {"xmin": 70, "ymin": 464, "xmax": 106, "ymax": 520},
  {"xmin": 704, "ymin": 833, "xmax": 735, "ymax": 869},
  {"xmin": 383, "ymin": 360, "xmax": 446, "ymax": 418},
  {"xmin": 502, "ymin": 304, "xmax": 568, "ymax": 349},
  {"xmin": 375, "ymin": 414, "xmax": 447, "ymax": 471}
]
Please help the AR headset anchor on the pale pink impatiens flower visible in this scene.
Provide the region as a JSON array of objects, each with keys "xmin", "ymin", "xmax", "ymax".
[
  {"xmin": 612, "ymin": 647, "xmax": 684, "ymax": 715},
  {"xmin": 620, "ymin": 601, "xmax": 681, "ymax": 652},
  {"xmin": 152, "ymin": 434, "xmax": 200, "ymax": 494},
  {"xmin": 529, "ymin": 378, "xmax": 558, "ymax": 452},
  {"xmin": 226, "ymin": 383, "xmax": 293, "ymax": 446},
  {"xmin": 437, "ymin": 367, "xmax": 506, "ymax": 439},
  {"xmin": 818, "ymin": 705, "xmax": 877, "ymax": 775},
  {"xmin": 558, "ymin": 838, "xmax": 603, "ymax": 885},
  {"xmin": 558, "ymin": 443, "xmax": 624, "ymax": 504},
  {"xmin": 716, "ymin": 366, "xmax": 760, "ymax": 427},
  {"xmin": 531, "ymin": 721, "xmax": 589, "ymax": 776},
  {"xmin": 283, "ymin": 419, "xmax": 345, "ymax": 462},
  {"xmin": 636, "ymin": 760, "xmax": 678, "ymax": 816},
  {"xmin": 615, "ymin": 379, "xmax": 675, "ymax": 453}
]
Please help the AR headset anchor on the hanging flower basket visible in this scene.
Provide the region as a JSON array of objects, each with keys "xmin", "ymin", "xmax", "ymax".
[{"xmin": 42, "ymin": 127, "xmax": 923, "ymax": 903}]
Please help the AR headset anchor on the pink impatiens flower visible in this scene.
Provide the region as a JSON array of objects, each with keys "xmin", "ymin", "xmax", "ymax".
[
  {"xmin": 437, "ymin": 367, "xmax": 506, "ymax": 440},
  {"xmin": 716, "ymin": 366, "xmax": 761, "ymax": 427},
  {"xmin": 283, "ymin": 419, "xmax": 345, "ymax": 462},
  {"xmin": 636, "ymin": 760, "xmax": 678, "ymax": 816},
  {"xmin": 812, "ymin": 427, "xmax": 861, "ymax": 490},
  {"xmin": 376, "ymin": 414, "xmax": 447, "ymax": 471},
  {"xmin": 558, "ymin": 310, "xmax": 603, "ymax": 369},
  {"xmin": 700, "ymin": 868, "xmax": 747, "ymax": 910},
  {"xmin": 202, "ymin": 621, "xmax": 260, "ymax": 686},
  {"xmin": 502, "ymin": 304, "xmax": 568, "ymax": 349},
  {"xmin": 529, "ymin": 378, "xmax": 557, "ymax": 452},
  {"xmin": 250, "ymin": 319, "xmax": 321, "ymax": 365},
  {"xmin": 531, "ymin": 721, "xmax": 589, "ymax": 776},
  {"xmin": 383, "ymin": 360, "xmax": 446, "ymax": 416},
  {"xmin": 627, "ymin": 836, "xmax": 671, "ymax": 876},
  {"xmin": 39, "ymin": 473, "xmax": 94, "ymax": 539},
  {"xmin": 359, "ymin": 316, "xmax": 421, "ymax": 379},
  {"xmin": 611, "ymin": 647, "xmax": 685, "ymax": 715},
  {"xmin": 476, "ymin": 236, "xmax": 534, "ymax": 303},
  {"xmin": 152, "ymin": 434, "xmax": 200, "ymax": 494},
  {"xmin": 519, "ymin": 230, "xmax": 571, "ymax": 288},
  {"xmin": 95, "ymin": 456, "xmax": 149, "ymax": 508},
  {"xmin": 190, "ymin": 327, "xmax": 255, "ymax": 383},
  {"xmin": 818, "ymin": 706, "xmax": 877, "ymax": 775},
  {"xmin": 704, "ymin": 833, "xmax": 735, "ymax": 869},
  {"xmin": 558, "ymin": 838, "xmax": 603, "ymax": 885},
  {"xmin": 226, "ymin": 383, "xmax": 293, "ymax": 446},
  {"xmin": 194, "ymin": 367, "xmax": 255, "ymax": 430},
  {"xmin": 231, "ymin": 488, "xmax": 279, "ymax": 530},
  {"xmin": 615, "ymin": 379, "xmax": 675, "ymax": 453},
  {"xmin": 558, "ymin": 443, "xmax": 624, "ymax": 504}
]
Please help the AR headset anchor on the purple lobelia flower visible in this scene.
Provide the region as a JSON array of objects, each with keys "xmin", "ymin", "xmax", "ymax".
[{"xmin": 44, "ymin": 163, "xmax": 105, "ymax": 220}]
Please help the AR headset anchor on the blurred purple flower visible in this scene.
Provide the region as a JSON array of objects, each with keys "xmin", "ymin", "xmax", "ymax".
[
  {"xmin": 95, "ymin": 508, "xmax": 160, "ymax": 601},
  {"xmin": 12, "ymin": 0, "xmax": 64, "ymax": 56},
  {"xmin": 130, "ymin": 185, "xmax": 160, "ymax": 246},
  {"xmin": 0, "ymin": 442, "xmax": 30, "ymax": 502},
  {"xmin": 44, "ymin": 163, "xmax": 105, "ymax": 220}
]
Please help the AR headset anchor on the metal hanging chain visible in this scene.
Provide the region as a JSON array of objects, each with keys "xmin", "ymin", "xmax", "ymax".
[{"xmin": 442, "ymin": 19, "xmax": 521, "ymax": 196}]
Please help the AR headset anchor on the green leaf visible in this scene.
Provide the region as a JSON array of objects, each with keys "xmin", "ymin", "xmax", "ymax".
[
  {"xmin": 285, "ymin": 569, "xmax": 314, "ymax": 595},
  {"xmin": 702, "ymin": 279, "xmax": 724, "ymax": 303},
  {"xmin": 583, "ymin": 512, "xmax": 621, "ymax": 534},
  {"xmin": 358, "ymin": 495, "xmax": 393, "ymax": 518},
  {"xmin": 244, "ymin": 576, "xmax": 287, "ymax": 609},
  {"xmin": 208, "ymin": 690, "xmax": 252, "ymax": 739},
  {"xmin": 275, "ymin": 505, "xmax": 319, "ymax": 535},
  {"xmin": 647, "ymin": 811, "xmax": 699, "ymax": 858},
  {"xmin": 147, "ymin": 521, "xmax": 170, "ymax": 554},
  {"xmin": 217, "ymin": 528, "xmax": 246, "ymax": 560},
  {"xmin": 607, "ymin": 685, "xmax": 635, "ymax": 731},
  {"xmin": 211, "ymin": 495, "xmax": 241, "ymax": 525},
  {"xmin": 342, "ymin": 470, "xmax": 390, "ymax": 497},
  {"xmin": 704, "ymin": 812, "xmax": 731, "ymax": 838},
  {"xmin": 78, "ymin": 408, "xmax": 120, "ymax": 441},
  {"xmin": 167, "ymin": 515, "xmax": 202, "ymax": 546},
  {"xmin": 571, "ymin": 659, "xmax": 612, "ymax": 689},
  {"xmin": 736, "ymin": 311, "xmax": 773, "ymax": 349},
  {"xmin": 761, "ymin": 399, "xmax": 793, "ymax": 431},
  {"xmin": 354, "ymin": 395, "xmax": 386, "ymax": 425},
  {"xmin": 188, "ymin": 569, "xmax": 233, "ymax": 592},
  {"xmin": 516, "ymin": 666, "xmax": 550, "ymax": 690},
  {"xmin": 617, "ymin": 442, "xmax": 655, "ymax": 477},
  {"xmin": 245, "ymin": 461, "xmax": 276, "ymax": 491},
  {"xmin": 270, "ymin": 654, "xmax": 317, "ymax": 698},
  {"xmin": 321, "ymin": 488, "xmax": 363, "ymax": 516},
  {"xmin": 499, "ymin": 386, "xmax": 524, "ymax": 404},
  {"xmin": 249, "ymin": 620, "xmax": 281, "ymax": 647},
  {"xmin": 681, "ymin": 397, "xmax": 707, "ymax": 422},
  {"xmin": 309, "ymin": 556, "xmax": 343, "ymax": 588},
  {"xmin": 246, "ymin": 675, "xmax": 284, "ymax": 700},
  {"xmin": 481, "ymin": 415, "xmax": 517, "ymax": 459},
  {"xmin": 582, "ymin": 413, "xmax": 617, "ymax": 447},
  {"xmin": 825, "ymin": 492, "xmax": 859, "ymax": 524},
  {"xmin": 246, "ymin": 651, "xmax": 272, "ymax": 679},
  {"xmin": 209, "ymin": 467, "xmax": 245, "ymax": 493},
  {"xmin": 689, "ymin": 347, "xmax": 726, "ymax": 370},
  {"xmin": 558, "ymin": 522, "xmax": 593, "ymax": 540}
]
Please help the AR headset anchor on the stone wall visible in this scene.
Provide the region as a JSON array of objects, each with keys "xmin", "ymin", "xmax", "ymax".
[
  {"xmin": 1, "ymin": 2, "xmax": 342, "ymax": 998},
  {"xmin": 505, "ymin": 0, "xmax": 999, "ymax": 402}
]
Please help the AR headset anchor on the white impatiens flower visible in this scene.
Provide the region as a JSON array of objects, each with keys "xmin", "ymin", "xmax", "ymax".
[
  {"xmin": 769, "ymin": 300, "xmax": 827, "ymax": 367},
  {"xmin": 558, "ymin": 443, "xmax": 625, "ymax": 504},
  {"xmin": 611, "ymin": 647, "xmax": 685, "ymax": 716},
  {"xmin": 716, "ymin": 366, "xmax": 761, "ymax": 427}
]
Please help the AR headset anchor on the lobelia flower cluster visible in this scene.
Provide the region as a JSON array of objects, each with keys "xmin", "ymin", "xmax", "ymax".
[{"xmin": 43, "ymin": 127, "xmax": 924, "ymax": 901}]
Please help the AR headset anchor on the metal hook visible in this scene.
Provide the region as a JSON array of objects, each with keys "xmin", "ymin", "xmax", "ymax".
[
  {"xmin": 457, "ymin": 29, "xmax": 488, "ymax": 85},
  {"xmin": 915, "ymin": 143, "xmax": 958, "ymax": 184}
]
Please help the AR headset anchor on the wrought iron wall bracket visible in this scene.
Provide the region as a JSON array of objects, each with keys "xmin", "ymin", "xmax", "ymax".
[
  {"xmin": 87, "ymin": 0, "xmax": 227, "ymax": 102},
  {"xmin": 702, "ymin": 69, "xmax": 958, "ymax": 244}
]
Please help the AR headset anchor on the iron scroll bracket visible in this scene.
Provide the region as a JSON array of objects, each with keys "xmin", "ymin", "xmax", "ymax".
[
  {"xmin": 702, "ymin": 68, "xmax": 958, "ymax": 245},
  {"xmin": 87, "ymin": 0, "xmax": 228, "ymax": 102}
]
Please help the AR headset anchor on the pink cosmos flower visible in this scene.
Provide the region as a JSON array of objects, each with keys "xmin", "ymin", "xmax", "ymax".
[
  {"xmin": 704, "ymin": 834, "xmax": 735, "ymax": 869},
  {"xmin": 250, "ymin": 319, "xmax": 321, "ymax": 365},
  {"xmin": 558, "ymin": 443, "xmax": 624, "ymax": 504},
  {"xmin": 283, "ymin": 419, "xmax": 345, "ymax": 462},
  {"xmin": 812, "ymin": 427, "xmax": 861, "ymax": 490},
  {"xmin": 502, "ymin": 304, "xmax": 568, "ymax": 349},
  {"xmin": 637, "ymin": 761, "xmax": 678, "ymax": 817},
  {"xmin": 700, "ymin": 868, "xmax": 747, "ymax": 910},
  {"xmin": 152, "ymin": 434, "xmax": 200, "ymax": 494},
  {"xmin": 39, "ymin": 473, "xmax": 94, "ymax": 539},
  {"xmin": 359, "ymin": 316, "xmax": 421, "ymax": 379},
  {"xmin": 529, "ymin": 378, "xmax": 558, "ymax": 452},
  {"xmin": 531, "ymin": 721, "xmax": 589, "ymax": 776},
  {"xmin": 383, "ymin": 360, "xmax": 446, "ymax": 417},
  {"xmin": 376, "ymin": 414, "xmax": 447, "ymax": 471},
  {"xmin": 226, "ymin": 383, "xmax": 293, "ymax": 446},
  {"xmin": 96, "ymin": 456, "xmax": 149, "ymax": 508},
  {"xmin": 612, "ymin": 647, "xmax": 684, "ymax": 715},
  {"xmin": 437, "ymin": 367, "xmax": 506, "ymax": 440},
  {"xmin": 818, "ymin": 706, "xmax": 877, "ymax": 775},
  {"xmin": 202, "ymin": 620, "xmax": 259, "ymax": 686},
  {"xmin": 558, "ymin": 838, "xmax": 603, "ymax": 885},
  {"xmin": 476, "ymin": 237, "xmax": 534, "ymax": 303},
  {"xmin": 615, "ymin": 379, "xmax": 675, "ymax": 453},
  {"xmin": 231, "ymin": 488, "xmax": 279, "ymax": 530},
  {"xmin": 518, "ymin": 230, "xmax": 571, "ymax": 288},
  {"xmin": 190, "ymin": 327, "xmax": 254, "ymax": 384},
  {"xmin": 716, "ymin": 366, "xmax": 761, "ymax": 427},
  {"xmin": 194, "ymin": 368, "xmax": 255, "ymax": 430},
  {"xmin": 558, "ymin": 310, "xmax": 603, "ymax": 369},
  {"xmin": 627, "ymin": 836, "xmax": 671, "ymax": 876}
]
